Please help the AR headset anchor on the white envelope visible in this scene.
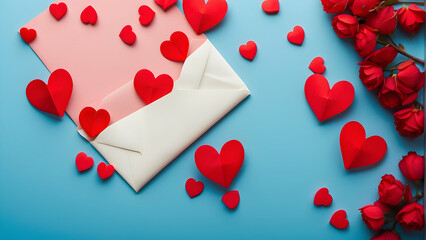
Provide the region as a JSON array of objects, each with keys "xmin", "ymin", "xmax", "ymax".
[{"xmin": 79, "ymin": 40, "xmax": 250, "ymax": 192}]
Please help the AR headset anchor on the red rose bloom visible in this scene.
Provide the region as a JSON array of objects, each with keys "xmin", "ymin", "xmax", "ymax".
[
  {"xmin": 399, "ymin": 151, "xmax": 425, "ymax": 181},
  {"xmin": 321, "ymin": 0, "xmax": 353, "ymax": 13},
  {"xmin": 351, "ymin": 0, "xmax": 380, "ymax": 17},
  {"xmin": 359, "ymin": 63, "xmax": 384, "ymax": 90},
  {"xmin": 374, "ymin": 200, "xmax": 391, "ymax": 213},
  {"xmin": 361, "ymin": 46, "xmax": 398, "ymax": 68},
  {"xmin": 354, "ymin": 25, "xmax": 377, "ymax": 57},
  {"xmin": 378, "ymin": 174, "xmax": 404, "ymax": 206},
  {"xmin": 332, "ymin": 14, "xmax": 359, "ymax": 38},
  {"xmin": 370, "ymin": 230, "xmax": 400, "ymax": 240},
  {"xmin": 378, "ymin": 76, "xmax": 417, "ymax": 109},
  {"xmin": 393, "ymin": 106, "xmax": 424, "ymax": 138},
  {"xmin": 366, "ymin": 6, "xmax": 397, "ymax": 34},
  {"xmin": 396, "ymin": 202, "xmax": 424, "ymax": 231},
  {"xmin": 359, "ymin": 204, "xmax": 385, "ymax": 230},
  {"xmin": 397, "ymin": 4, "xmax": 425, "ymax": 34},
  {"xmin": 396, "ymin": 60, "xmax": 425, "ymax": 94}
]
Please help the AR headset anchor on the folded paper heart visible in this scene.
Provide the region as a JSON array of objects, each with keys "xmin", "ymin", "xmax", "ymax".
[
  {"xmin": 340, "ymin": 121, "xmax": 387, "ymax": 170},
  {"xmin": 154, "ymin": 0, "xmax": 178, "ymax": 10},
  {"xmin": 160, "ymin": 31, "xmax": 189, "ymax": 62},
  {"xmin": 239, "ymin": 41, "xmax": 257, "ymax": 61},
  {"xmin": 330, "ymin": 210, "xmax": 349, "ymax": 229},
  {"xmin": 139, "ymin": 5, "xmax": 155, "ymax": 26},
  {"xmin": 133, "ymin": 69, "xmax": 174, "ymax": 105},
  {"xmin": 185, "ymin": 178, "xmax": 204, "ymax": 198},
  {"xmin": 262, "ymin": 0, "xmax": 280, "ymax": 14},
  {"xmin": 304, "ymin": 74, "xmax": 354, "ymax": 122},
  {"xmin": 287, "ymin": 26, "xmax": 305, "ymax": 45},
  {"xmin": 119, "ymin": 25, "xmax": 136, "ymax": 45},
  {"xmin": 49, "ymin": 2, "xmax": 67, "ymax": 20},
  {"xmin": 79, "ymin": 107, "xmax": 110, "ymax": 138},
  {"xmin": 222, "ymin": 190, "xmax": 240, "ymax": 209},
  {"xmin": 81, "ymin": 5, "xmax": 98, "ymax": 25},
  {"xmin": 97, "ymin": 162, "xmax": 115, "ymax": 180},
  {"xmin": 309, "ymin": 57, "xmax": 326, "ymax": 74},
  {"xmin": 75, "ymin": 152, "xmax": 94, "ymax": 172},
  {"xmin": 195, "ymin": 140, "xmax": 244, "ymax": 188},
  {"xmin": 183, "ymin": 0, "xmax": 228, "ymax": 34},
  {"xmin": 26, "ymin": 69, "xmax": 73, "ymax": 117},
  {"xmin": 20, "ymin": 28, "xmax": 36, "ymax": 43},
  {"xmin": 314, "ymin": 187, "xmax": 333, "ymax": 206}
]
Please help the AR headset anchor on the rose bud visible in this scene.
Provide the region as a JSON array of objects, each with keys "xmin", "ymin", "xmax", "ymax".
[
  {"xmin": 359, "ymin": 204, "xmax": 385, "ymax": 230},
  {"xmin": 359, "ymin": 63, "xmax": 384, "ymax": 90},
  {"xmin": 397, "ymin": 4, "xmax": 425, "ymax": 34},
  {"xmin": 399, "ymin": 151, "xmax": 425, "ymax": 181},
  {"xmin": 354, "ymin": 25, "xmax": 377, "ymax": 57},
  {"xmin": 378, "ymin": 174, "xmax": 404, "ymax": 206},
  {"xmin": 370, "ymin": 230, "xmax": 400, "ymax": 240},
  {"xmin": 332, "ymin": 14, "xmax": 359, "ymax": 38},
  {"xmin": 366, "ymin": 6, "xmax": 397, "ymax": 35},
  {"xmin": 396, "ymin": 61, "xmax": 425, "ymax": 94},
  {"xmin": 403, "ymin": 184, "xmax": 413, "ymax": 203},
  {"xmin": 351, "ymin": 0, "xmax": 380, "ymax": 17},
  {"xmin": 361, "ymin": 46, "xmax": 398, "ymax": 68},
  {"xmin": 393, "ymin": 106, "xmax": 424, "ymax": 138},
  {"xmin": 396, "ymin": 202, "xmax": 424, "ymax": 231},
  {"xmin": 378, "ymin": 76, "xmax": 417, "ymax": 109},
  {"xmin": 321, "ymin": 0, "xmax": 353, "ymax": 13}
]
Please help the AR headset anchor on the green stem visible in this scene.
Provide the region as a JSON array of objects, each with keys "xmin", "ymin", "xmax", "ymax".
[
  {"xmin": 390, "ymin": 219, "xmax": 397, "ymax": 230},
  {"xmin": 384, "ymin": 0, "xmax": 425, "ymax": 6},
  {"xmin": 377, "ymin": 35, "xmax": 425, "ymax": 65}
]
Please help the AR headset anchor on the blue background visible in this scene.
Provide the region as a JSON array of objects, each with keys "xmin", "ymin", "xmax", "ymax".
[{"xmin": 0, "ymin": 0, "xmax": 424, "ymax": 239}]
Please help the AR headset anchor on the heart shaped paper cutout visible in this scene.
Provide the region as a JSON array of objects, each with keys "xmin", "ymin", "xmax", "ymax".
[
  {"xmin": 239, "ymin": 41, "xmax": 257, "ymax": 61},
  {"xmin": 222, "ymin": 190, "xmax": 240, "ymax": 209},
  {"xmin": 134, "ymin": 69, "xmax": 174, "ymax": 104},
  {"xmin": 287, "ymin": 26, "xmax": 305, "ymax": 45},
  {"xmin": 81, "ymin": 5, "xmax": 98, "ymax": 25},
  {"xmin": 304, "ymin": 74, "xmax": 354, "ymax": 122},
  {"xmin": 185, "ymin": 178, "xmax": 204, "ymax": 198},
  {"xmin": 154, "ymin": 0, "xmax": 178, "ymax": 10},
  {"xmin": 49, "ymin": 2, "xmax": 67, "ymax": 20},
  {"xmin": 262, "ymin": 0, "xmax": 280, "ymax": 14},
  {"xmin": 183, "ymin": 0, "xmax": 228, "ymax": 34},
  {"xmin": 330, "ymin": 210, "xmax": 349, "ymax": 229},
  {"xmin": 26, "ymin": 69, "xmax": 73, "ymax": 117},
  {"xmin": 314, "ymin": 187, "xmax": 333, "ymax": 206},
  {"xmin": 79, "ymin": 107, "xmax": 110, "ymax": 138},
  {"xmin": 75, "ymin": 152, "xmax": 94, "ymax": 172},
  {"xmin": 340, "ymin": 121, "xmax": 387, "ymax": 170},
  {"xmin": 139, "ymin": 5, "xmax": 155, "ymax": 26},
  {"xmin": 160, "ymin": 31, "xmax": 189, "ymax": 62},
  {"xmin": 20, "ymin": 28, "xmax": 36, "ymax": 43},
  {"xmin": 195, "ymin": 140, "xmax": 244, "ymax": 188},
  {"xmin": 97, "ymin": 162, "xmax": 115, "ymax": 180},
  {"xmin": 309, "ymin": 57, "xmax": 326, "ymax": 74},
  {"xmin": 119, "ymin": 25, "xmax": 136, "ymax": 45}
]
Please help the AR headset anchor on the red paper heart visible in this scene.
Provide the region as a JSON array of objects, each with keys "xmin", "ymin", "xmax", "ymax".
[
  {"xmin": 185, "ymin": 178, "xmax": 204, "ymax": 198},
  {"xmin": 222, "ymin": 190, "xmax": 240, "ymax": 209},
  {"xmin": 75, "ymin": 152, "xmax": 94, "ymax": 172},
  {"xmin": 340, "ymin": 121, "xmax": 387, "ymax": 170},
  {"xmin": 330, "ymin": 210, "xmax": 349, "ymax": 229},
  {"xmin": 309, "ymin": 57, "xmax": 326, "ymax": 74},
  {"xmin": 26, "ymin": 69, "xmax": 73, "ymax": 117},
  {"xmin": 287, "ymin": 26, "xmax": 305, "ymax": 45},
  {"xmin": 134, "ymin": 69, "xmax": 174, "ymax": 104},
  {"xmin": 81, "ymin": 5, "xmax": 98, "ymax": 25},
  {"xmin": 79, "ymin": 107, "xmax": 110, "ymax": 138},
  {"xmin": 262, "ymin": 0, "xmax": 280, "ymax": 14},
  {"xmin": 97, "ymin": 162, "xmax": 115, "ymax": 180},
  {"xmin": 160, "ymin": 31, "xmax": 189, "ymax": 62},
  {"xmin": 119, "ymin": 25, "xmax": 136, "ymax": 45},
  {"xmin": 195, "ymin": 140, "xmax": 244, "ymax": 188},
  {"xmin": 138, "ymin": 5, "xmax": 155, "ymax": 26},
  {"xmin": 314, "ymin": 187, "xmax": 333, "ymax": 206},
  {"xmin": 154, "ymin": 0, "xmax": 178, "ymax": 10},
  {"xmin": 183, "ymin": 0, "xmax": 228, "ymax": 34},
  {"xmin": 239, "ymin": 41, "xmax": 257, "ymax": 61},
  {"xmin": 304, "ymin": 74, "xmax": 354, "ymax": 122},
  {"xmin": 49, "ymin": 2, "xmax": 67, "ymax": 20},
  {"xmin": 20, "ymin": 28, "xmax": 36, "ymax": 43}
]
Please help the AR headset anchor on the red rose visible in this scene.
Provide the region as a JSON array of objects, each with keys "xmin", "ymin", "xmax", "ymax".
[
  {"xmin": 378, "ymin": 174, "xmax": 404, "ymax": 206},
  {"xmin": 396, "ymin": 60, "xmax": 425, "ymax": 94},
  {"xmin": 354, "ymin": 25, "xmax": 377, "ymax": 57},
  {"xmin": 397, "ymin": 4, "xmax": 425, "ymax": 34},
  {"xmin": 399, "ymin": 151, "xmax": 425, "ymax": 181},
  {"xmin": 361, "ymin": 46, "xmax": 398, "ymax": 68},
  {"xmin": 366, "ymin": 6, "xmax": 397, "ymax": 34},
  {"xmin": 374, "ymin": 200, "xmax": 391, "ymax": 213},
  {"xmin": 359, "ymin": 63, "xmax": 384, "ymax": 90},
  {"xmin": 332, "ymin": 14, "xmax": 359, "ymax": 38},
  {"xmin": 321, "ymin": 0, "xmax": 353, "ymax": 13},
  {"xmin": 396, "ymin": 202, "xmax": 424, "ymax": 231},
  {"xmin": 393, "ymin": 106, "xmax": 424, "ymax": 138},
  {"xmin": 370, "ymin": 230, "xmax": 401, "ymax": 240},
  {"xmin": 403, "ymin": 184, "xmax": 413, "ymax": 202},
  {"xmin": 351, "ymin": 0, "xmax": 380, "ymax": 17},
  {"xmin": 378, "ymin": 76, "xmax": 417, "ymax": 109},
  {"xmin": 359, "ymin": 204, "xmax": 385, "ymax": 230}
]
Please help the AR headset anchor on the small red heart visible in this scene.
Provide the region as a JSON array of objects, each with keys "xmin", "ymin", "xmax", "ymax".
[
  {"xmin": 81, "ymin": 5, "xmax": 98, "ymax": 25},
  {"xmin": 183, "ymin": 0, "xmax": 228, "ymax": 34},
  {"xmin": 185, "ymin": 178, "xmax": 204, "ymax": 198},
  {"xmin": 79, "ymin": 107, "xmax": 110, "ymax": 138},
  {"xmin": 97, "ymin": 162, "xmax": 115, "ymax": 180},
  {"xmin": 222, "ymin": 190, "xmax": 240, "ymax": 209},
  {"xmin": 330, "ymin": 210, "xmax": 349, "ymax": 229},
  {"xmin": 239, "ymin": 41, "xmax": 257, "ymax": 61},
  {"xmin": 119, "ymin": 25, "xmax": 136, "ymax": 45},
  {"xmin": 160, "ymin": 31, "xmax": 189, "ymax": 62},
  {"xmin": 49, "ymin": 2, "xmax": 67, "ymax": 20},
  {"xmin": 304, "ymin": 74, "xmax": 354, "ymax": 122},
  {"xmin": 20, "ymin": 28, "xmax": 37, "ymax": 43},
  {"xmin": 26, "ymin": 69, "xmax": 73, "ymax": 117},
  {"xmin": 154, "ymin": 0, "xmax": 178, "ymax": 10},
  {"xmin": 340, "ymin": 121, "xmax": 387, "ymax": 170},
  {"xmin": 287, "ymin": 26, "xmax": 305, "ymax": 45},
  {"xmin": 134, "ymin": 69, "xmax": 174, "ymax": 104},
  {"xmin": 309, "ymin": 57, "xmax": 326, "ymax": 74},
  {"xmin": 314, "ymin": 187, "xmax": 333, "ymax": 206},
  {"xmin": 138, "ymin": 5, "xmax": 155, "ymax": 26},
  {"xmin": 262, "ymin": 0, "xmax": 280, "ymax": 14},
  {"xmin": 75, "ymin": 152, "xmax": 94, "ymax": 172}
]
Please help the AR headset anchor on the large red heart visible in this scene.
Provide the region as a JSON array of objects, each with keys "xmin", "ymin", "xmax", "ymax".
[
  {"xmin": 160, "ymin": 31, "xmax": 189, "ymax": 62},
  {"xmin": 314, "ymin": 187, "xmax": 333, "ymax": 206},
  {"xmin": 185, "ymin": 178, "xmax": 204, "ymax": 198},
  {"xmin": 304, "ymin": 74, "xmax": 354, "ymax": 122},
  {"xmin": 340, "ymin": 121, "xmax": 387, "ymax": 170},
  {"xmin": 183, "ymin": 0, "xmax": 228, "ymax": 34},
  {"xmin": 119, "ymin": 25, "xmax": 136, "ymax": 45},
  {"xmin": 81, "ymin": 5, "xmax": 98, "ymax": 25},
  {"xmin": 97, "ymin": 162, "xmax": 115, "ymax": 180},
  {"xmin": 133, "ymin": 69, "xmax": 174, "ymax": 104},
  {"xmin": 239, "ymin": 41, "xmax": 257, "ymax": 61},
  {"xmin": 262, "ymin": 0, "xmax": 280, "ymax": 14},
  {"xmin": 20, "ymin": 28, "xmax": 36, "ymax": 43},
  {"xmin": 26, "ymin": 69, "xmax": 73, "ymax": 117},
  {"xmin": 195, "ymin": 140, "xmax": 244, "ymax": 188},
  {"xmin": 287, "ymin": 26, "xmax": 305, "ymax": 45},
  {"xmin": 154, "ymin": 0, "xmax": 178, "ymax": 10},
  {"xmin": 222, "ymin": 190, "xmax": 240, "ymax": 209},
  {"xmin": 75, "ymin": 152, "xmax": 94, "ymax": 172},
  {"xmin": 49, "ymin": 2, "xmax": 67, "ymax": 20},
  {"xmin": 330, "ymin": 210, "xmax": 349, "ymax": 229},
  {"xmin": 309, "ymin": 57, "xmax": 326, "ymax": 74},
  {"xmin": 79, "ymin": 107, "xmax": 110, "ymax": 138},
  {"xmin": 139, "ymin": 5, "xmax": 155, "ymax": 26}
]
